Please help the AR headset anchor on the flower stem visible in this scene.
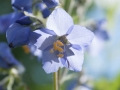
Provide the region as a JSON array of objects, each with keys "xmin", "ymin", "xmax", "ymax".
[{"xmin": 54, "ymin": 71, "xmax": 59, "ymax": 90}]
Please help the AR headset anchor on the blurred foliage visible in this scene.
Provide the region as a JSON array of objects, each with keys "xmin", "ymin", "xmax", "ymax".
[
  {"xmin": 93, "ymin": 74, "xmax": 120, "ymax": 90},
  {"xmin": 0, "ymin": 0, "xmax": 12, "ymax": 14}
]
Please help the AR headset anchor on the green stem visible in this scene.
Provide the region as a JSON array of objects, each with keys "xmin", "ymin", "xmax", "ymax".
[{"xmin": 54, "ymin": 72, "xmax": 59, "ymax": 90}]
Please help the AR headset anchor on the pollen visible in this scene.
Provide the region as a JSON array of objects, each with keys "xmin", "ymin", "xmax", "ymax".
[
  {"xmin": 56, "ymin": 46, "xmax": 64, "ymax": 52},
  {"xmin": 56, "ymin": 40, "xmax": 64, "ymax": 46},
  {"xmin": 50, "ymin": 40, "xmax": 64, "ymax": 56},
  {"xmin": 53, "ymin": 42, "xmax": 64, "ymax": 52},
  {"xmin": 22, "ymin": 45, "xmax": 30, "ymax": 54},
  {"xmin": 50, "ymin": 48, "xmax": 54, "ymax": 53},
  {"xmin": 57, "ymin": 54, "xmax": 64, "ymax": 58},
  {"xmin": 53, "ymin": 42, "xmax": 57, "ymax": 51}
]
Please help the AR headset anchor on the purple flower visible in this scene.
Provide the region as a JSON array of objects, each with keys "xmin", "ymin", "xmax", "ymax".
[{"xmin": 34, "ymin": 8, "xmax": 94, "ymax": 73}]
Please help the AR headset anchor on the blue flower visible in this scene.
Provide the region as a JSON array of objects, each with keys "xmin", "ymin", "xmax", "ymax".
[
  {"xmin": 34, "ymin": 8, "xmax": 94, "ymax": 73},
  {"xmin": 0, "ymin": 42, "xmax": 21, "ymax": 68},
  {"xmin": 94, "ymin": 19, "xmax": 109, "ymax": 40},
  {"xmin": 6, "ymin": 23, "xmax": 31, "ymax": 48},
  {"xmin": 87, "ymin": 19, "xmax": 109, "ymax": 56},
  {"xmin": 36, "ymin": 2, "xmax": 51, "ymax": 18},
  {"xmin": 11, "ymin": 0, "xmax": 32, "ymax": 12},
  {"xmin": 6, "ymin": 22, "xmax": 41, "ymax": 48},
  {"xmin": 0, "ymin": 12, "xmax": 24, "ymax": 33},
  {"xmin": 43, "ymin": 0, "xmax": 59, "ymax": 8},
  {"xmin": 94, "ymin": 30, "xmax": 109, "ymax": 40}
]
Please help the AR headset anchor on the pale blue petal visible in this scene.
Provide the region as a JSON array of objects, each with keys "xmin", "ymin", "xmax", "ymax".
[
  {"xmin": 97, "ymin": 19, "xmax": 106, "ymax": 28},
  {"xmin": 6, "ymin": 23, "xmax": 31, "ymax": 48},
  {"xmin": 71, "ymin": 44, "xmax": 81, "ymax": 51},
  {"xmin": 29, "ymin": 45, "xmax": 42, "ymax": 60},
  {"xmin": 40, "ymin": 28, "xmax": 56, "ymax": 35},
  {"xmin": 66, "ymin": 25, "xmax": 74, "ymax": 35},
  {"xmin": 60, "ymin": 45, "xmax": 74, "ymax": 67},
  {"xmin": 46, "ymin": 8, "xmax": 74, "ymax": 36},
  {"xmin": 66, "ymin": 47, "xmax": 84, "ymax": 71},
  {"xmin": 42, "ymin": 49, "xmax": 58, "ymax": 64},
  {"xmin": 67, "ymin": 25, "xmax": 94, "ymax": 49},
  {"xmin": 94, "ymin": 29, "xmax": 109, "ymax": 40},
  {"xmin": 39, "ymin": 35, "xmax": 57, "ymax": 51},
  {"xmin": 42, "ymin": 50, "xmax": 64, "ymax": 73},
  {"xmin": 28, "ymin": 31, "xmax": 41, "ymax": 46},
  {"xmin": 32, "ymin": 29, "xmax": 56, "ymax": 50}
]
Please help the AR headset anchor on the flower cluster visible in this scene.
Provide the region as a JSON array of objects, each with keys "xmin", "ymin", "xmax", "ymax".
[{"xmin": 5, "ymin": 0, "xmax": 94, "ymax": 74}]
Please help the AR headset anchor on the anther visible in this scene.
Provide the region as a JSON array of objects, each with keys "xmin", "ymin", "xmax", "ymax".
[
  {"xmin": 22, "ymin": 45, "xmax": 30, "ymax": 54},
  {"xmin": 56, "ymin": 46, "xmax": 64, "ymax": 52},
  {"xmin": 56, "ymin": 40, "xmax": 64, "ymax": 46},
  {"xmin": 50, "ymin": 48, "xmax": 54, "ymax": 53},
  {"xmin": 53, "ymin": 42, "xmax": 57, "ymax": 51},
  {"xmin": 57, "ymin": 54, "xmax": 64, "ymax": 58}
]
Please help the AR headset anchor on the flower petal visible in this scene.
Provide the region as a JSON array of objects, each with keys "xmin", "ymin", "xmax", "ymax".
[
  {"xmin": 43, "ymin": 0, "xmax": 59, "ymax": 8},
  {"xmin": 15, "ymin": 16, "xmax": 33, "ymax": 25},
  {"xmin": 66, "ymin": 47, "xmax": 84, "ymax": 71},
  {"xmin": 36, "ymin": 2, "xmax": 51, "ymax": 18},
  {"xmin": 42, "ymin": 50, "xmax": 64, "ymax": 73},
  {"xmin": 40, "ymin": 28, "xmax": 56, "ymax": 35},
  {"xmin": 94, "ymin": 29, "xmax": 109, "ymax": 40},
  {"xmin": 32, "ymin": 29, "xmax": 57, "ymax": 50},
  {"xmin": 29, "ymin": 45, "xmax": 42, "ymax": 60},
  {"xmin": 0, "ymin": 42, "xmax": 21, "ymax": 68},
  {"xmin": 67, "ymin": 25, "xmax": 94, "ymax": 49},
  {"xmin": 28, "ymin": 31, "xmax": 41, "ymax": 46},
  {"xmin": 41, "ymin": 8, "xmax": 51, "ymax": 18},
  {"xmin": 0, "ymin": 12, "xmax": 24, "ymax": 33},
  {"xmin": 12, "ymin": 0, "xmax": 32, "ymax": 12},
  {"xmin": 6, "ymin": 23, "xmax": 31, "ymax": 48},
  {"xmin": 71, "ymin": 44, "xmax": 82, "ymax": 51},
  {"xmin": 46, "ymin": 8, "xmax": 74, "ymax": 36}
]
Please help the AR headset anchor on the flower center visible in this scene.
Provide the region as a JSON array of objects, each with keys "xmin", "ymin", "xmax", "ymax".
[
  {"xmin": 50, "ymin": 40, "xmax": 64, "ymax": 58},
  {"xmin": 58, "ymin": 35, "xmax": 68, "ymax": 44},
  {"xmin": 49, "ymin": 35, "xmax": 68, "ymax": 58}
]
